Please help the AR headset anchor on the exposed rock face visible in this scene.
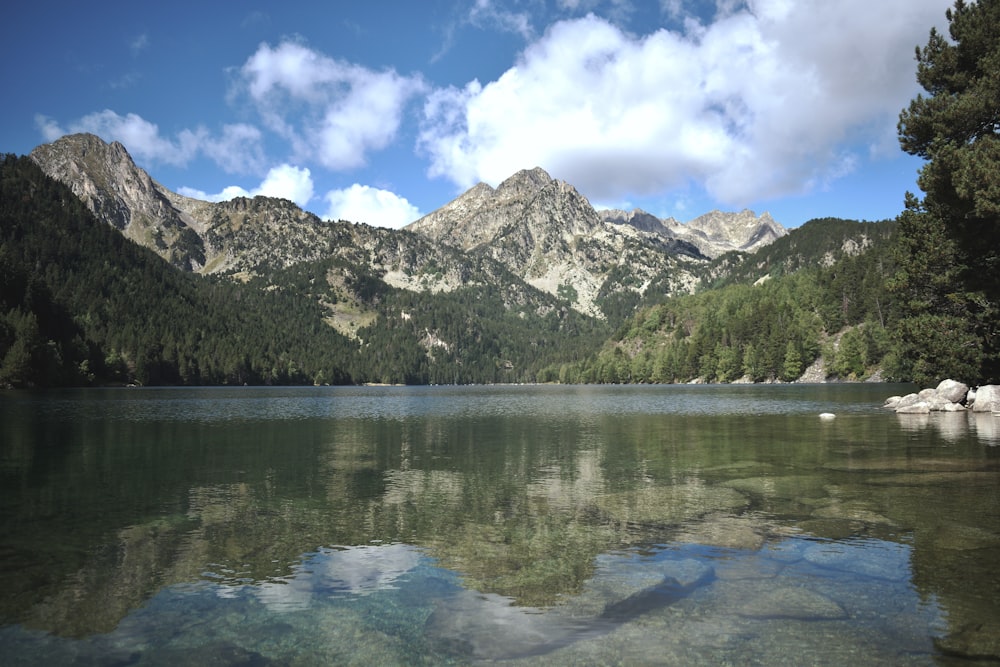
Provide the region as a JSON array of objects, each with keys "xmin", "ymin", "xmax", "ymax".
[
  {"xmin": 28, "ymin": 134, "xmax": 558, "ymax": 333},
  {"xmin": 408, "ymin": 168, "xmax": 711, "ymax": 316},
  {"xmin": 30, "ymin": 135, "xmax": 787, "ymax": 320},
  {"xmin": 602, "ymin": 207, "xmax": 786, "ymax": 259},
  {"xmin": 30, "ymin": 134, "xmax": 206, "ymax": 270}
]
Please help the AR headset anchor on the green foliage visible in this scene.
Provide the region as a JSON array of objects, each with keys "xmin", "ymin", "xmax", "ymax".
[
  {"xmin": 0, "ymin": 154, "xmax": 356, "ymax": 387},
  {"xmin": 894, "ymin": 0, "xmax": 1000, "ymax": 383},
  {"xmin": 551, "ymin": 219, "xmax": 900, "ymax": 385},
  {"xmin": 703, "ymin": 218, "xmax": 897, "ymax": 290}
]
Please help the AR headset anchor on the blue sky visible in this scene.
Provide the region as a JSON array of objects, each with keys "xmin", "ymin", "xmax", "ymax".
[{"xmin": 1, "ymin": 0, "xmax": 951, "ymax": 229}]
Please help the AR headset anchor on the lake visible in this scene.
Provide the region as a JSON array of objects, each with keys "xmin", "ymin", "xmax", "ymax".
[{"xmin": 2, "ymin": 384, "xmax": 999, "ymax": 665}]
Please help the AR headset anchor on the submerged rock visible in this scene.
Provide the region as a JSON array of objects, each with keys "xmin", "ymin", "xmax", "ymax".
[
  {"xmin": 936, "ymin": 622, "xmax": 1000, "ymax": 661},
  {"xmin": 734, "ymin": 585, "xmax": 847, "ymax": 620},
  {"xmin": 426, "ymin": 557, "xmax": 715, "ymax": 661},
  {"xmin": 674, "ymin": 514, "xmax": 768, "ymax": 551},
  {"xmin": 595, "ymin": 482, "xmax": 749, "ymax": 527},
  {"xmin": 802, "ymin": 540, "xmax": 909, "ymax": 581}
]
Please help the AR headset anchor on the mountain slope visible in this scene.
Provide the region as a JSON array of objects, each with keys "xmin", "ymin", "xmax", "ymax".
[
  {"xmin": 0, "ymin": 153, "xmax": 358, "ymax": 386},
  {"xmin": 30, "ymin": 136, "xmax": 790, "ymax": 325},
  {"xmin": 5, "ymin": 150, "xmax": 610, "ymax": 386},
  {"xmin": 29, "ymin": 134, "xmax": 206, "ymax": 270},
  {"xmin": 548, "ymin": 217, "xmax": 900, "ymax": 384},
  {"xmin": 407, "ymin": 168, "xmax": 708, "ymax": 318},
  {"xmin": 600, "ymin": 208, "xmax": 786, "ymax": 258}
]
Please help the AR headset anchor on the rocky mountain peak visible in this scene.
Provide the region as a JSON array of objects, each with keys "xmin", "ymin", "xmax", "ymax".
[
  {"xmin": 602, "ymin": 208, "xmax": 679, "ymax": 236},
  {"xmin": 27, "ymin": 133, "xmax": 788, "ymax": 323},
  {"xmin": 495, "ymin": 167, "xmax": 553, "ymax": 199},
  {"xmin": 601, "ymin": 207, "xmax": 786, "ymax": 258},
  {"xmin": 30, "ymin": 134, "xmax": 207, "ymax": 270}
]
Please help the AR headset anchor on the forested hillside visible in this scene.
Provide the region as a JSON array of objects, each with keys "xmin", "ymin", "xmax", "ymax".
[
  {"xmin": 0, "ymin": 154, "xmax": 360, "ymax": 387},
  {"xmin": 545, "ymin": 218, "xmax": 900, "ymax": 384},
  {"xmin": 0, "ymin": 155, "xmax": 608, "ymax": 387}
]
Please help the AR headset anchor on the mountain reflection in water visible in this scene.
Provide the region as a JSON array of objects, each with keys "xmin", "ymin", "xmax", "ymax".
[{"xmin": 1, "ymin": 384, "xmax": 998, "ymax": 665}]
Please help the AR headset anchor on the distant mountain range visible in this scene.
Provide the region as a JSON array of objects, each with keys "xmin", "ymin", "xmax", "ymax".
[
  {"xmin": 3, "ymin": 132, "xmax": 896, "ymax": 388},
  {"xmin": 30, "ymin": 134, "xmax": 785, "ymax": 318}
]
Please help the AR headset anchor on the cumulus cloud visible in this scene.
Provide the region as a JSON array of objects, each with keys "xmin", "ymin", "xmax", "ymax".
[
  {"xmin": 323, "ymin": 184, "xmax": 422, "ymax": 228},
  {"xmin": 419, "ymin": 0, "xmax": 949, "ymax": 206},
  {"xmin": 198, "ymin": 123, "xmax": 267, "ymax": 174},
  {"xmin": 236, "ymin": 40, "xmax": 426, "ymax": 171},
  {"xmin": 35, "ymin": 110, "xmax": 265, "ymax": 175},
  {"xmin": 178, "ymin": 164, "xmax": 314, "ymax": 208},
  {"xmin": 36, "ymin": 110, "xmax": 201, "ymax": 167}
]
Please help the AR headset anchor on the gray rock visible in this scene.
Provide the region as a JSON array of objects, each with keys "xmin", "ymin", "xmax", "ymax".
[
  {"xmin": 935, "ymin": 622, "xmax": 1000, "ymax": 661},
  {"xmin": 936, "ymin": 379, "xmax": 969, "ymax": 403},
  {"xmin": 896, "ymin": 401, "xmax": 931, "ymax": 414},
  {"xmin": 882, "ymin": 395, "xmax": 902, "ymax": 409},
  {"xmin": 803, "ymin": 541, "xmax": 909, "ymax": 581},
  {"xmin": 734, "ymin": 586, "xmax": 847, "ymax": 620},
  {"xmin": 888, "ymin": 381, "xmax": 969, "ymax": 413},
  {"xmin": 971, "ymin": 385, "xmax": 1000, "ymax": 413}
]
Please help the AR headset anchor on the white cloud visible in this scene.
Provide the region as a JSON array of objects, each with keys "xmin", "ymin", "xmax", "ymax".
[
  {"xmin": 35, "ymin": 110, "xmax": 265, "ymax": 175},
  {"xmin": 419, "ymin": 1, "xmax": 950, "ymax": 206},
  {"xmin": 199, "ymin": 123, "xmax": 267, "ymax": 174},
  {"xmin": 237, "ymin": 40, "xmax": 426, "ymax": 171},
  {"xmin": 179, "ymin": 164, "xmax": 314, "ymax": 208},
  {"xmin": 322, "ymin": 184, "xmax": 422, "ymax": 229},
  {"xmin": 469, "ymin": 0, "xmax": 535, "ymax": 39},
  {"xmin": 130, "ymin": 33, "xmax": 149, "ymax": 56},
  {"xmin": 36, "ymin": 110, "xmax": 201, "ymax": 167}
]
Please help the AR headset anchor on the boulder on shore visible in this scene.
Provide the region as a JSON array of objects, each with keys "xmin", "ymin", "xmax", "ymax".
[
  {"xmin": 937, "ymin": 379, "xmax": 969, "ymax": 403},
  {"xmin": 971, "ymin": 385, "xmax": 1000, "ymax": 413},
  {"xmin": 884, "ymin": 379, "xmax": 968, "ymax": 414}
]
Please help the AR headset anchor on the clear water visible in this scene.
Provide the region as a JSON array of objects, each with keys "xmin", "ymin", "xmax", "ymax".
[{"xmin": 1, "ymin": 384, "xmax": 999, "ymax": 665}]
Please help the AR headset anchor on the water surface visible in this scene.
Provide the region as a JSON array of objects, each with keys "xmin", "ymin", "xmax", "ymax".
[{"xmin": 2, "ymin": 384, "xmax": 999, "ymax": 665}]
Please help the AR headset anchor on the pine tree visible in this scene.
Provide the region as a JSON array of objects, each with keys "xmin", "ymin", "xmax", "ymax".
[{"xmin": 895, "ymin": 0, "xmax": 1000, "ymax": 382}]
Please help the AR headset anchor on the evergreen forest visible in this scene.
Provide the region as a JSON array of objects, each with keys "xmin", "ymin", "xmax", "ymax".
[{"xmin": 0, "ymin": 155, "xmax": 607, "ymax": 387}]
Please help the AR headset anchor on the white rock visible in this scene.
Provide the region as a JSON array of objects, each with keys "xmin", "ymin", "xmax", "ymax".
[
  {"xmin": 972, "ymin": 385, "xmax": 1000, "ymax": 413},
  {"xmin": 897, "ymin": 402, "xmax": 931, "ymax": 414},
  {"xmin": 883, "ymin": 396, "xmax": 902, "ymax": 409},
  {"xmin": 936, "ymin": 379, "xmax": 969, "ymax": 404}
]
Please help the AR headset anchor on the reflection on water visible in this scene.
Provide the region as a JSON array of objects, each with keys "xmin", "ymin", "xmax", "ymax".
[
  {"xmin": 241, "ymin": 544, "xmax": 425, "ymax": 612},
  {"xmin": 1, "ymin": 384, "xmax": 999, "ymax": 665},
  {"xmin": 897, "ymin": 409, "xmax": 1000, "ymax": 445}
]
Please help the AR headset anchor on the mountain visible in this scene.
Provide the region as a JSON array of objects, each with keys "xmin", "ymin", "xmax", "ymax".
[
  {"xmin": 30, "ymin": 134, "xmax": 362, "ymax": 277},
  {"xmin": 16, "ymin": 133, "xmax": 862, "ymax": 388},
  {"xmin": 5, "ymin": 134, "xmax": 908, "ymax": 387},
  {"xmin": 9, "ymin": 142, "xmax": 609, "ymax": 386},
  {"xmin": 30, "ymin": 136, "xmax": 790, "ymax": 323},
  {"xmin": 600, "ymin": 208, "xmax": 786, "ymax": 258},
  {"xmin": 407, "ymin": 168, "xmax": 708, "ymax": 318},
  {"xmin": 29, "ymin": 134, "xmax": 206, "ymax": 271}
]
